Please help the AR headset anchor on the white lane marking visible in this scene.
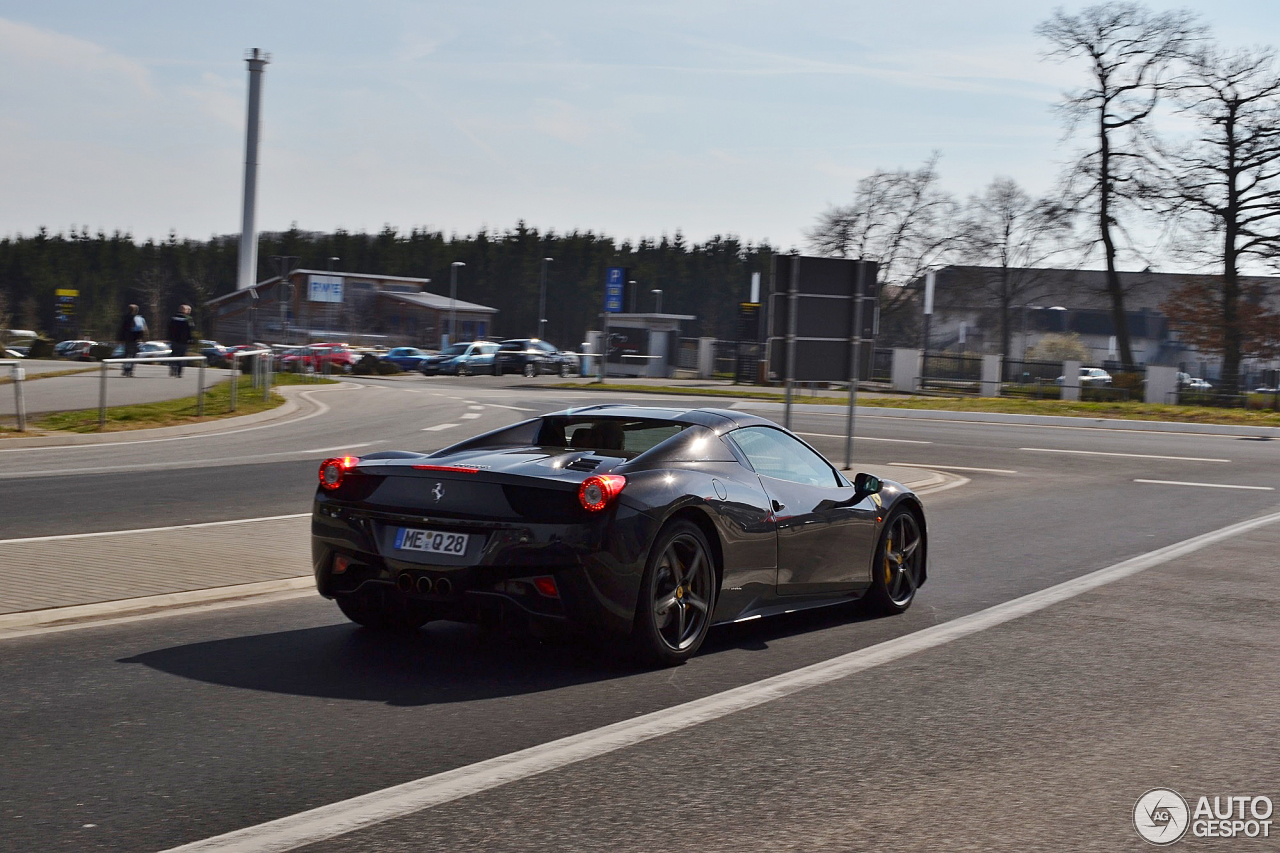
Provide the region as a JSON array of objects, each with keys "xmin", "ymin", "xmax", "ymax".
[
  {"xmin": 888, "ymin": 462, "xmax": 1017, "ymax": 474},
  {"xmin": 763, "ymin": 408, "xmax": 1249, "ymax": 439},
  {"xmin": 298, "ymin": 443, "xmax": 375, "ymax": 454},
  {"xmin": 467, "ymin": 405, "xmax": 484, "ymax": 411},
  {"xmin": 422, "ymin": 423, "xmax": 458, "ymax": 431},
  {"xmin": 161, "ymin": 508, "xmax": 1280, "ymax": 853},
  {"xmin": 459, "ymin": 413, "xmax": 482, "ymax": 420},
  {"xmin": 0, "ymin": 514, "xmax": 309, "ymax": 546},
  {"xmin": 0, "ymin": 385, "xmax": 348, "ymax": 454},
  {"xmin": 1020, "ymin": 447, "xmax": 1230, "ymax": 463},
  {"xmin": 479, "ymin": 402, "xmax": 536, "ymax": 412},
  {"xmin": 1134, "ymin": 479, "xmax": 1274, "ymax": 491},
  {"xmin": 796, "ymin": 432, "xmax": 931, "ymax": 445},
  {"xmin": 0, "ymin": 443, "xmax": 385, "ymax": 480}
]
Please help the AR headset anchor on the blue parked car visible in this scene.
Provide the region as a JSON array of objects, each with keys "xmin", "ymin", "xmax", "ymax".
[{"xmin": 382, "ymin": 347, "xmax": 430, "ymax": 370}]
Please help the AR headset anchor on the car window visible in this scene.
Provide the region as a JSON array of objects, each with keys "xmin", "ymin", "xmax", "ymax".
[
  {"xmin": 728, "ymin": 426, "xmax": 839, "ymax": 487},
  {"xmin": 536, "ymin": 341, "xmax": 557, "ymax": 353},
  {"xmin": 481, "ymin": 343, "xmax": 499, "ymax": 354}
]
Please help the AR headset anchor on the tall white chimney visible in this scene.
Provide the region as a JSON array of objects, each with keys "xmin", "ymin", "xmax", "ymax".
[{"xmin": 237, "ymin": 48, "xmax": 270, "ymax": 290}]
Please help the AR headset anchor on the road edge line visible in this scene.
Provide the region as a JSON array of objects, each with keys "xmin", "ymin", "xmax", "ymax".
[{"xmin": 159, "ymin": 506, "xmax": 1280, "ymax": 853}]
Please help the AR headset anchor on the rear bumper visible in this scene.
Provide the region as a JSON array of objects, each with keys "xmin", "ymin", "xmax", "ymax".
[{"xmin": 311, "ymin": 500, "xmax": 660, "ymax": 637}]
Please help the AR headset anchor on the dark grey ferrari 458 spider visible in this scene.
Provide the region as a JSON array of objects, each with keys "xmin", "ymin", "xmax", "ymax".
[{"xmin": 312, "ymin": 405, "xmax": 927, "ymax": 665}]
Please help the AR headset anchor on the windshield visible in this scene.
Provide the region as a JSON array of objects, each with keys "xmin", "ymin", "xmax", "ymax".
[{"xmin": 441, "ymin": 344, "xmax": 468, "ymax": 355}]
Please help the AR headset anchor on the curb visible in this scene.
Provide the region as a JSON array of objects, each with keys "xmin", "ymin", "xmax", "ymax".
[
  {"xmin": 0, "ymin": 577, "xmax": 314, "ymax": 637},
  {"xmin": 0, "ymin": 382, "xmax": 354, "ymax": 448},
  {"xmin": 732, "ymin": 400, "xmax": 1280, "ymax": 439}
]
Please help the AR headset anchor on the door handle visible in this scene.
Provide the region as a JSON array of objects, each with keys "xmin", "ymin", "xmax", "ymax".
[{"xmin": 772, "ymin": 500, "xmax": 784, "ymax": 512}]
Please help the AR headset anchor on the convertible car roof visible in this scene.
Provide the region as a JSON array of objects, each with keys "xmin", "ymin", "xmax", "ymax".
[{"xmin": 547, "ymin": 404, "xmax": 772, "ymax": 431}]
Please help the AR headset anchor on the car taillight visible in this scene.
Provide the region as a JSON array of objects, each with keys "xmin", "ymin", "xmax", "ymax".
[
  {"xmin": 578, "ymin": 474, "xmax": 626, "ymax": 512},
  {"xmin": 319, "ymin": 456, "xmax": 359, "ymax": 490}
]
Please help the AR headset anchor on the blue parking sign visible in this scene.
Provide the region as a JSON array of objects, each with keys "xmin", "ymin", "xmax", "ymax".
[{"xmin": 604, "ymin": 267, "xmax": 626, "ymax": 313}]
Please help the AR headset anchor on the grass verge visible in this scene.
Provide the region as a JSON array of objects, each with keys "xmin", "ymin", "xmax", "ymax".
[
  {"xmin": 550, "ymin": 382, "xmax": 1280, "ymax": 427},
  {"xmin": 33, "ymin": 373, "xmax": 337, "ymax": 433}
]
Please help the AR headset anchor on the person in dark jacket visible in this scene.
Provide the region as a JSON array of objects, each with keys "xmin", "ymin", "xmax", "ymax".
[
  {"xmin": 118, "ymin": 304, "xmax": 146, "ymax": 377},
  {"xmin": 167, "ymin": 304, "xmax": 195, "ymax": 377}
]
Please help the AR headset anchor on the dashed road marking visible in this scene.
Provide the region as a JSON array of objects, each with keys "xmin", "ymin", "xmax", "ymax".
[
  {"xmin": 460, "ymin": 413, "xmax": 481, "ymax": 420},
  {"xmin": 1134, "ymin": 479, "xmax": 1273, "ymax": 491},
  {"xmin": 796, "ymin": 432, "xmax": 931, "ymax": 444},
  {"xmin": 422, "ymin": 423, "xmax": 458, "ymax": 431},
  {"xmin": 1021, "ymin": 447, "xmax": 1230, "ymax": 463},
  {"xmin": 889, "ymin": 462, "xmax": 1017, "ymax": 474}
]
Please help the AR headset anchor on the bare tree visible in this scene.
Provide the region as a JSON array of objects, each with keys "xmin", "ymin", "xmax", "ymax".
[
  {"xmin": 135, "ymin": 269, "xmax": 170, "ymax": 336},
  {"xmin": 1144, "ymin": 46, "xmax": 1280, "ymax": 390},
  {"xmin": 807, "ymin": 154, "xmax": 958, "ymax": 341},
  {"xmin": 956, "ymin": 177, "xmax": 1074, "ymax": 358},
  {"xmin": 1037, "ymin": 2, "xmax": 1203, "ymax": 370}
]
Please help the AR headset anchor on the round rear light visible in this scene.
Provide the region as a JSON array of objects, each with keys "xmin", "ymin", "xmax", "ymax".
[
  {"xmin": 319, "ymin": 456, "xmax": 358, "ymax": 491},
  {"xmin": 578, "ymin": 474, "xmax": 626, "ymax": 512}
]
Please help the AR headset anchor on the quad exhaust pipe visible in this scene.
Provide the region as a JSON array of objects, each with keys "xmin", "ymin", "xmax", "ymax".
[{"xmin": 398, "ymin": 573, "xmax": 454, "ymax": 596}]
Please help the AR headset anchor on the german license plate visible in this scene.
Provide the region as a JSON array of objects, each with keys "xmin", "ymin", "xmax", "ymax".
[{"xmin": 394, "ymin": 528, "xmax": 469, "ymax": 555}]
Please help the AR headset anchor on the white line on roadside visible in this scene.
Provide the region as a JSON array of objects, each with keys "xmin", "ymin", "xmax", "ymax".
[
  {"xmin": 298, "ymin": 443, "xmax": 374, "ymax": 454},
  {"xmin": 460, "ymin": 413, "xmax": 482, "ymax": 420},
  {"xmin": 889, "ymin": 462, "xmax": 1017, "ymax": 474},
  {"xmin": 160, "ymin": 507, "xmax": 1280, "ymax": 853},
  {"xmin": 796, "ymin": 432, "xmax": 931, "ymax": 445},
  {"xmin": 0, "ymin": 442, "xmax": 386, "ymax": 480},
  {"xmin": 1021, "ymin": 447, "xmax": 1230, "ymax": 463},
  {"xmin": 0, "ymin": 513, "xmax": 309, "ymax": 546},
  {"xmin": 1134, "ymin": 479, "xmax": 1274, "ymax": 491},
  {"xmin": 422, "ymin": 423, "xmax": 458, "ymax": 431},
  {"xmin": 0, "ymin": 385, "xmax": 347, "ymax": 454}
]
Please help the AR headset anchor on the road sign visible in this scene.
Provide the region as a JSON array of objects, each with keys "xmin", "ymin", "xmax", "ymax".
[
  {"xmin": 604, "ymin": 267, "xmax": 626, "ymax": 313},
  {"xmin": 55, "ymin": 288, "xmax": 78, "ymax": 325},
  {"xmin": 768, "ymin": 256, "xmax": 879, "ymax": 383}
]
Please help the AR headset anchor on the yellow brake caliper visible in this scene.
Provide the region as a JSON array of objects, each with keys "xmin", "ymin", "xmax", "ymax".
[{"xmin": 884, "ymin": 535, "xmax": 893, "ymax": 585}]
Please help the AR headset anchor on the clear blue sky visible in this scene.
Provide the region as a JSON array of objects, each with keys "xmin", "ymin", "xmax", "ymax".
[{"xmin": 1, "ymin": 0, "xmax": 1276, "ymax": 250}]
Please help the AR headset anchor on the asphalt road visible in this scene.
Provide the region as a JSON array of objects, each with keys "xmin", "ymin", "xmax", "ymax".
[{"xmin": 1, "ymin": 374, "xmax": 1277, "ymax": 851}]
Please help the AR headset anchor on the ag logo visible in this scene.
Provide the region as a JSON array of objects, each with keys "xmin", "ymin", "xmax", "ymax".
[
  {"xmin": 432, "ymin": 482, "xmax": 445, "ymax": 502},
  {"xmin": 1134, "ymin": 788, "xmax": 1190, "ymax": 845}
]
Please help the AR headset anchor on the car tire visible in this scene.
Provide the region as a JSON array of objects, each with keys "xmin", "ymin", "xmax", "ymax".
[
  {"xmin": 458, "ymin": 363, "xmax": 470, "ymax": 377},
  {"xmin": 523, "ymin": 362, "xmax": 536, "ymax": 378},
  {"xmin": 494, "ymin": 359, "xmax": 503, "ymax": 376},
  {"xmin": 559, "ymin": 362, "xmax": 571, "ymax": 378},
  {"xmin": 862, "ymin": 506, "xmax": 924, "ymax": 616},
  {"xmin": 336, "ymin": 588, "xmax": 430, "ymax": 631},
  {"xmin": 630, "ymin": 520, "xmax": 717, "ymax": 667}
]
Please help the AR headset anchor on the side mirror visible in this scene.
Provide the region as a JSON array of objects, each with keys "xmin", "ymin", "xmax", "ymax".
[{"xmin": 853, "ymin": 472, "xmax": 882, "ymax": 495}]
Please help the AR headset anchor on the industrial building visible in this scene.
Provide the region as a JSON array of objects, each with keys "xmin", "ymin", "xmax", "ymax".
[{"xmin": 207, "ymin": 269, "xmax": 499, "ymax": 347}]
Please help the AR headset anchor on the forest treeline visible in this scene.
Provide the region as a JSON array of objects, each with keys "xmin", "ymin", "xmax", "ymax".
[{"xmin": 0, "ymin": 223, "xmax": 776, "ymax": 347}]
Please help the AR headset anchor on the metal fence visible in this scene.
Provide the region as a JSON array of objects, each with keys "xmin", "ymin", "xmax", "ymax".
[
  {"xmin": 920, "ymin": 353, "xmax": 984, "ymax": 393},
  {"xmin": 676, "ymin": 337, "xmax": 699, "ymax": 371},
  {"xmin": 871, "ymin": 348, "xmax": 893, "ymax": 383}
]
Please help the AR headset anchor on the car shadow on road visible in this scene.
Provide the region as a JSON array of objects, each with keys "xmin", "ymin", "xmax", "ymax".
[{"xmin": 119, "ymin": 601, "xmax": 891, "ymax": 707}]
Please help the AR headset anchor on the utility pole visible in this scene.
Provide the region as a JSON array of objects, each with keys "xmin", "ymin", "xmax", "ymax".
[
  {"xmin": 237, "ymin": 48, "xmax": 270, "ymax": 291},
  {"xmin": 449, "ymin": 262, "xmax": 465, "ymax": 347},
  {"xmin": 538, "ymin": 257, "xmax": 552, "ymax": 339}
]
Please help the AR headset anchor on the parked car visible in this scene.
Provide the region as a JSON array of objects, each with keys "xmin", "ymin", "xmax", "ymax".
[
  {"xmin": 419, "ymin": 341, "xmax": 500, "ymax": 376},
  {"xmin": 110, "ymin": 341, "xmax": 173, "ymax": 359},
  {"xmin": 1055, "ymin": 367, "xmax": 1112, "ymax": 386},
  {"xmin": 495, "ymin": 338, "xmax": 580, "ymax": 377},
  {"xmin": 54, "ymin": 339, "xmax": 97, "ymax": 360},
  {"xmin": 1185, "ymin": 378, "xmax": 1213, "ymax": 391},
  {"xmin": 281, "ymin": 343, "xmax": 358, "ymax": 373},
  {"xmin": 382, "ymin": 347, "xmax": 430, "ymax": 370},
  {"xmin": 199, "ymin": 341, "xmax": 230, "ymax": 367},
  {"xmin": 3, "ymin": 348, "xmax": 25, "ymax": 359}
]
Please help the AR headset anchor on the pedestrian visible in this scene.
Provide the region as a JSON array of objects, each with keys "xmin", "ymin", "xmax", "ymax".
[
  {"xmin": 167, "ymin": 304, "xmax": 195, "ymax": 377},
  {"xmin": 117, "ymin": 304, "xmax": 146, "ymax": 377}
]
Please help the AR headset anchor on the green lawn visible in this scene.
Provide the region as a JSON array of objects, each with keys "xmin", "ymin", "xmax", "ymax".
[
  {"xmin": 35, "ymin": 373, "xmax": 336, "ymax": 433},
  {"xmin": 552, "ymin": 382, "xmax": 1280, "ymax": 427}
]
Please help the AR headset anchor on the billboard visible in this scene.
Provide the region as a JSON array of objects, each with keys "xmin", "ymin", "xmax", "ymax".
[
  {"xmin": 768, "ymin": 255, "xmax": 880, "ymax": 383},
  {"xmin": 308, "ymin": 275, "xmax": 344, "ymax": 303},
  {"xmin": 604, "ymin": 267, "xmax": 626, "ymax": 313}
]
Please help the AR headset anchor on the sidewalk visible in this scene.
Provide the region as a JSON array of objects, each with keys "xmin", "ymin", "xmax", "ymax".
[
  {"xmin": 0, "ymin": 465, "xmax": 948, "ymax": 620},
  {"xmin": 0, "ymin": 361, "xmax": 238, "ymax": 419}
]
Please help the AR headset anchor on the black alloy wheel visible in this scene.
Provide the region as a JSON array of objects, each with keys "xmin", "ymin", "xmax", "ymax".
[
  {"xmin": 559, "ymin": 361, "xmax": 572, "ymax": 377},
  {"xmin": 336, "ymin": 587, "xmax": 431, "ymax": 631},
  {"xmin": 458, "ymin": 362, "xmax": 471, "ymax": 377},
  {"xmin": 523, "ymin": 362, "xmax": 537, "ymax": 378},
  {"xmin": 864, "ymin": 507, "xmax": 924, "ymax": 615},
  {"xmin": 632, "ymin": 520, "xmax": 717, "ymax": 666}
]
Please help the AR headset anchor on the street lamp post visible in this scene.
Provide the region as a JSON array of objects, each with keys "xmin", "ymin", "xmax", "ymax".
[
  {"xmin": 327, "ymin": 256, "xmax": 340, "ymax": 271},
  {"xmin": 628, "ymin": 280, "xmax": 637, "ymax": 314},
  {"xmin": 538, "ymin": 257, "xmax": 552, "ymax": 339},
  {"xmin": 651, "ymin": 289, "xmax": 663, "ymax": 313},
  {"xmin": 449, "ymin": 262, "xmax": 465, "ymax": 348}
]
